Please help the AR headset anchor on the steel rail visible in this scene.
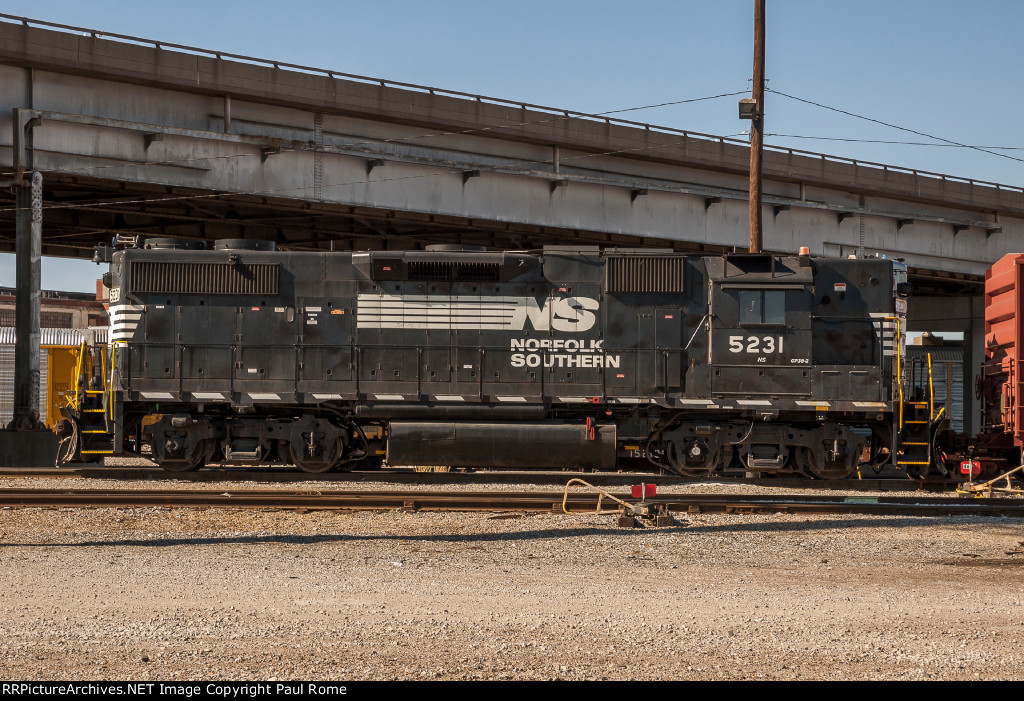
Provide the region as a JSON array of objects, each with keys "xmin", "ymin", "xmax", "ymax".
[
  {"xmin": 1, "ymin": 488, "xmax": 1022, "ymax": 517},
  {"xmin": 0, "ymin": 467, "xmax": 959, "ymax": 492}
]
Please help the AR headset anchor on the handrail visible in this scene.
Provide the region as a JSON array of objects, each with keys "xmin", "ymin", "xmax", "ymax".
[
  {"xmin": 927, "ymin": 352, "xmax": 935, "ymax": 422},
  {"xmin": 67, "ymin": 341, "xmax": 86, "ymax": 412},
  {"xmin": 109, "ymin": 342, "xmax": 127, "ymax": 422},
  {"xmin": 2, "ymin": 12, "xmax": 1023, "ymax": 195},
  {"xmin": 884, "ymin": 316, "xmax": 905, "ymax": 429}
]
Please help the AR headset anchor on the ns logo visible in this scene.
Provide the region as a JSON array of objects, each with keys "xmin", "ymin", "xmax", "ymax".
[{"xmin": 511, "ymin": 296, "xmax": 600, "ymax": 332}]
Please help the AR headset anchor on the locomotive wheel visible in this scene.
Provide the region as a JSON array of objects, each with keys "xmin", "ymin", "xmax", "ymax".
[
  {"xmin": 798, "ymin": 446, "xmax": 852, "ymax": 480},
  {"xmin": 291, "ymin": 452, "xmax": 362, "ymax": 473},
  {"xmin": 290, "ymin": 451, "xmax": 338, "ymax": 474},
  {"xmin": 793, "ymin": 448, "xmax": 816, "ymax": 479},
  {"xmin": 295, "ymin": 461, "xmax": 335, "ymax": 474},
  {"xmin": 664, "ymin": 440, "xmax": 721, "ymax": 477},
  {"xmin": 158, "ymin": 455, "xmax": 205, "ymax": 472},
  {"xmin": 676, "ymin": 449, "xmax": 721, "ymax": 478}
]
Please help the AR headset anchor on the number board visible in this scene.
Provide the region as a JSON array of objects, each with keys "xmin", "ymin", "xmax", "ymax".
[{"xmin": 710, "ymin": 329, "xmax": 810, "ymax": 366}]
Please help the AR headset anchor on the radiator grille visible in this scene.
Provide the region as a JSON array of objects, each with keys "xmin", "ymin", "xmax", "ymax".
[
  {"xmin": 408, "ymin": 261, "xmax": 451, "ymax": 281},
  {"xmin": 408, "ymin": 261, "xmax": 500, "ymax": 282},
  {"xmin": 456, "ymin": 263, "xmax": 500, "ymax": 282},
  {"xmin": 131, "ymin": 262, "xmax": 279, "ymax": 295},
  {"xmin": 606, "ymin": 256, "xmax": 685, "ymax": 293}
]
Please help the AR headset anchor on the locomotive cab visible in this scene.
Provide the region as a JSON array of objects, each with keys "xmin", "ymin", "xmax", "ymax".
[{"xmin": 653, "ymin": 252, "xmax": 903, "ymax": 478}]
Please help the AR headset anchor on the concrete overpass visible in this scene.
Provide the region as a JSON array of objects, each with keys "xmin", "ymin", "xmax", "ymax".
[
  {"xmin": 0, "ymin": 14, "xmax": 1016, "ymax": 435},
  {"xmin": 1, "ymin": 15, "xmax": 1022, "ymax": 283}
]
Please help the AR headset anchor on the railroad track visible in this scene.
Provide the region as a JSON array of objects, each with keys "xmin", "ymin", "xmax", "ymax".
[
  {"xmin": 1, "ymin": 487, "xmax": 1021, "ymax": 517},
  {"xmin": 0, "ymin": 466, "xmax": 961, "ymax": 492}
]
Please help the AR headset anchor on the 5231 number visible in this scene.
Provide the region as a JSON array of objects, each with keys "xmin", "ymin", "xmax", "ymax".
[{"xmin": 728, "ymin": 335, "xmax": 784, "ymax": 354}]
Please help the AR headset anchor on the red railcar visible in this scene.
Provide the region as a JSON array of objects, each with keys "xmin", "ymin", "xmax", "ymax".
[{"xmin": 973, "ymin": 253, "xmax": 1024, "ymax": 470}]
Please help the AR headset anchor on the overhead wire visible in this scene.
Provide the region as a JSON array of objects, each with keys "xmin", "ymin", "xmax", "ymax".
[
  {"xmin": 768, "ymin": 133, "xmax": 1024, "ymax": 150},
  {"xmin": 766, "ymin": 87, "xmax": 1024, "ymax": 165}
]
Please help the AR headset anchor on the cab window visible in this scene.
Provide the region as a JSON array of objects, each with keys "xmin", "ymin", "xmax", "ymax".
[{"xmin": 740, "ymin": 290, "xmax": 785, "ymax": 325}]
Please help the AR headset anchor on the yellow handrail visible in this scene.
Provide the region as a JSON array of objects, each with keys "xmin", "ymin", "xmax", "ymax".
[
  {"xmin": 68, "ymin": 341, "xmax": 87, "ymax": 412},
  {"xmin": 927, "ymin": 352, "xmax": 935, "ymax": 422}
]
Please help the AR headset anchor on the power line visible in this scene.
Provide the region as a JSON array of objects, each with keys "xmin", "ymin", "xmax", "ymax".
[
  {"xmin": 601, "ymin": 90, "xmax": 749, "ymax": 115},
  {"xmin": 767, "ymin": 87, "xmax": 1024, "ymax": 165},
  {"xmin": 768, "ymin": 133, "xmax": 1024, "ymax": 150}
]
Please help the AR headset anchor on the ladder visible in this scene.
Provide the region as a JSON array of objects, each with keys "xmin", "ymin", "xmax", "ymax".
[
  {"xmin": 59, "ymin": 342, "xmax": 115, "ymax": 464},
  {"xmin": 897, "ymin": 352, "xmax": 940, "ymax": 475}
]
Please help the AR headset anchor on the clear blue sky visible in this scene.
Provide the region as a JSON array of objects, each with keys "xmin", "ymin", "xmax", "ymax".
[{"xmin": 6, "ymin": 0, "xmax": 1023, "ymax": 291}]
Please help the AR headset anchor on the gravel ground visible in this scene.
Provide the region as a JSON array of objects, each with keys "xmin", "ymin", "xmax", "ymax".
[{"xmin": 2, "ymin": 477, "xmax": 1024, "ymax": 680}]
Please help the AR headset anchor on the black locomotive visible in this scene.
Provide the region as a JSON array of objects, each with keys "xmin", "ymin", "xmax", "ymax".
[{"xmin": 70, "ymin": 239, "xmax": 910, "ymax": 477}]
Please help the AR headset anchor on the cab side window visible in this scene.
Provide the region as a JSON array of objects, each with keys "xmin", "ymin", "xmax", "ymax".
[{"xmin": 740, "ymin": 290, "xmax": 785, "ymax": 325}]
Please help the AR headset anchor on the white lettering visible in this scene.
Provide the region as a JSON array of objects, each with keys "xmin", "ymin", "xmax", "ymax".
[
  {"xmin": 507, "ymin": 339, "xmax": 620, "ymax": 370},
  {"xmin": 551, "ymin": 296, "xmax": 599, "ymax": 332},
  {"xmin": 728, "ymin": 335, "xmax": 785, "ymax": 354}
]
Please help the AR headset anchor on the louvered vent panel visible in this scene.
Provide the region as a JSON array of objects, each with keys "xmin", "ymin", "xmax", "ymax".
[
  {"xmin": 131, "ymin": 262, "xmax": 279, "ymax": 295},
  {"xmin": 606, "ymin": 257, "xmax": 685, "ymax": 293},
  {"xmin": 408, "ymin": 262, "xmax": 453, "ymax": 281},
  {"xmin": 456, "ymin": 263, "xmax": 500, "ymax": 282},
  {"xmin": 408, "ymin": 261, "xmax": 500, "ymax": 282}
]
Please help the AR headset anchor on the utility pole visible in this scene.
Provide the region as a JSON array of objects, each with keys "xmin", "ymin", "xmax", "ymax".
[{"xmin": 748, "ymin": 0, "xmax": 766, "ymax": 253}]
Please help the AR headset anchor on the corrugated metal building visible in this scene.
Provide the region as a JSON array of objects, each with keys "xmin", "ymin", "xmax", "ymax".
[
  {"xmin": 907, "ymin": 345, "xmax": 964, "ymax": 434},
  {"xmin": 0, "ymin": 327, "xmax": 107, "ymax": 427}
]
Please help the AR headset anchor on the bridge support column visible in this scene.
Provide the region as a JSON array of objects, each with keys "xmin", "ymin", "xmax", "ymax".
[
  {"xmin": 11, "ymin": 169, "xmax": 42, "ymax": 430},
  {"xmin": 10, "ymin": 108, "xmax": 43, "ymax": 430},
  {"xmin": 0, "ymin": 108, "xmax": 57, "ymax": 466}
]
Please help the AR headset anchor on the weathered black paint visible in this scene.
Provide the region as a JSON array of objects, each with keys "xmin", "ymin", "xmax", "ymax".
[{"xmin": 104, "ymin": 244, "xmax": 905, "ymax": 475}]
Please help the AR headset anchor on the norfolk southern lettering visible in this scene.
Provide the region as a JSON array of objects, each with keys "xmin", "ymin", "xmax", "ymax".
[{"xmin": 510, "ymin": 339, "xmax": 620, "ymax": 368}]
